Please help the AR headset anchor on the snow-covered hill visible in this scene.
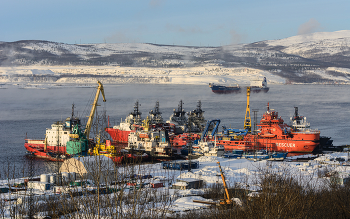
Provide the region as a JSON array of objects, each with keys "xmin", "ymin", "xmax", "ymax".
[{"xmin": 1, "ymin": 30, "xmax": 350, "ymax": 85}]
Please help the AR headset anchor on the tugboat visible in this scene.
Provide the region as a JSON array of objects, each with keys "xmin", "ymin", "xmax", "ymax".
[
  {"xmin": 192, "ymin": 139, "xmax": 225, "ymax": 157},
  {"xmin": 187, "ymin": 100, "xmax": 207, "ymax": 133},
  {"xmin": 218, "ymin": 103, "xmax": 321, "ymax": 153},
  {"xmin": 125, "ymin": 129, "xmax": 175, "ymax": 158},
  {"xmin": 169, "ymin": 100, "xmax": 209, "ymax": 154},
  {"xmin": 148, "ymin": 101, "xmax": 175, "ymax": 133},
  {"xmin": 149, "ymin": 101, "xmax": 164, "ymax": 125},
  {"xmin": 209, "ymin": 83, "xmax": 241, "ymax": 94},
  {"xmin": 167, "ymin": 100, "xmax": 188, "ymax": 134}
]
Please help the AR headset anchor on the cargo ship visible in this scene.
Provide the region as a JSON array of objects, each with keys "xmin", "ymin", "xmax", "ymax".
[
  {"xmin": 24, "ymin": 106, "xmax": 89, "ymax": 161},
  {"xmin": 218, "ymin": 103, "xmax": 320, "ymax": 153},
  {"xmin": 208, "ymin": 83, "xmax": 241, "ymax": 94},
  {"xmin": 249, "ymin": 77, "xmax": 269, "ymax": 93},
  {"xmin": 24, "ymin": 81, "xmax": 106, "ymax": 161}
]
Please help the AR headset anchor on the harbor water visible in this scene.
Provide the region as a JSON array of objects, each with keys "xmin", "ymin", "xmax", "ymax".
[{"xmin": 0, "ymin": 84, "xmax": 349, "ymax": 179}]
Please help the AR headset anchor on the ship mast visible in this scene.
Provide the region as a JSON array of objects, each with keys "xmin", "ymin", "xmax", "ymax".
[{"xmin": 244, "ymin": 87, "xmax": 251, "ymax": 132}]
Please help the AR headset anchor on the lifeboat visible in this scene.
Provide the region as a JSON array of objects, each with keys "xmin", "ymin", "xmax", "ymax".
[
  {"xmin": 259, "ymin": 133, "xmax": 275, "ymax": 138},
  {"xmin": 139, "ymin": 133, "xmax": 149, "ymax": 138}
]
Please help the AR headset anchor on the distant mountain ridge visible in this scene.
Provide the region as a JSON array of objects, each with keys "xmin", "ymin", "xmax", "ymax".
[{"xmin": 1, "ymin": 30, "xmax": 350, "ymax": 83}]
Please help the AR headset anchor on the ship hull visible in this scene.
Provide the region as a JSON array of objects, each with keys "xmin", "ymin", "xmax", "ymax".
[
  {"xmin": 218, "ymin": 130, "xmax": 319, "ymax": 153},
  {"xmin": 219, "ymin": 138, "xmax": 318, "ymax": 153},
  {"xmin": 210, "ymin": 86, "xmax": 241, "ymax": 94},
  {"xmin": 24, "ymin": 142, "xmax": 65, "ymax": 161},
  {"xmin": 209, "ymin": 83, "xmax": 241, "ymax": 94},
  {"xmin": 257, "ymin": 138, "xmax": 319, "ymax": 153},
  {"xmin": 105, "ymin": 128, "xmax": 131, "ymax": 144},
  {"xmin": 25, "ymin": 139, "xmax": 67, "ymax": 154},
  {"xmin": 250, "ymin": 87, "xmax": 269, "ymax": 93}
]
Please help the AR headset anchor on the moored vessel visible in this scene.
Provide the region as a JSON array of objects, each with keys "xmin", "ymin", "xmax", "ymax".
[
  {"xmin": 24, "ymin": 81, "xmax": 106, "ymax": 161},
  {"xmin": 192, "ymin": 140, "xmax": 225, "ymax": 157},
  {"xmin": 105, "ymin": 100, "xmax": 143, "ymax": 144},
  {"xmin": 290, "ymin": 106, "xmax": 337, "ymax": 152},
  {"xmin": 125, "ymin": 130, "xmax": 176, "ymax": 158},
  {"xmin": 167, "ymin": 100, "xmax": 188, "ymax": 134},
  {"xmin": 24, "ymin": 106, "xmax": 88, "ymax": 161},
  {"xmin": 218, "ymin": 103, "xmax": 320, "ymax": 153}
]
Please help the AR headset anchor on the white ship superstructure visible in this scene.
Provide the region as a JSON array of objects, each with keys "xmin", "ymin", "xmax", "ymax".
[{"xmin": 126, "ymin": 130, "xmax": 174, "ymax": 157}]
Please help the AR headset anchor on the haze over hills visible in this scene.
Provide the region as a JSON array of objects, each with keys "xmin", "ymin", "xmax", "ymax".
[{"xmin": 1, "ymin": 30, "xmax": 350, "ymax": 85}]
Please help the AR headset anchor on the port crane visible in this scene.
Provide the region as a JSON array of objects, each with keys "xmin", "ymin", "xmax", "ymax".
[
  {"xmin": 200, "ymin": 119, "xmax": 221, "ymax": 141},
  {"xmin": 244, "ymin": 86, "xmax": 251, "ymax": 132},
  {"xmin": 84, "ymin": 81, "xmax": 106, "ymax": 140},
  {"xmin": 217, "ymin": 161, "xmax": 233, "ymax": 205},
  {"xmin": 192, "ymin": 161, "xmax": 233, "ymax": 206}
]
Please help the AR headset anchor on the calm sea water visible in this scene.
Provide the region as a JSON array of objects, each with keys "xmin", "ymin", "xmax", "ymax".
[{"xmin": 0, "ymin": 84, "xmax": 349, "ymax": 179}]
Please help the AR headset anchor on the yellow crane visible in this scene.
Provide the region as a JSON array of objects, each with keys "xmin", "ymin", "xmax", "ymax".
[
  {"xmin": 217, "ymin": 161, "xmax": 233, "ymax": 205},
  {"xmin": 192, "ymin": 162, "xmax": 234, "ymax": 207},
  {"xmin": 244, "ymin": 86, "xmax": 251, "ymax": 132},
  {"xmin": 84, "ymin": 81, "xmax": 106, "ymax": 140}
]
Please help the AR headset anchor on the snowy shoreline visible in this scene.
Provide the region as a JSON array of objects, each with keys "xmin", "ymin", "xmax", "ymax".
[
  {"xmin": 0, "ymin": 65, "xmax": 292, "ymax": 86},
  {"xmin": 2, "ymin": 65, "xmax": 350, "ymax": 86}
]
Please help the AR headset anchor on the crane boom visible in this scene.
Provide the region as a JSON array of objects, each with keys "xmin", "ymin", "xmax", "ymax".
[
  {"xmin": 244, "ymin": 86, "xmax": 251, "ymax": 132},
  {"xmin": 200, "ymin": 119, "xmax": 220, "ymax": 141},
  {"xmin": 217, "ymin": 162, "xmax": 233, "ymax": 205},
  {"xmin": 84, "ymin": 81, "xmax": 106, "ymax": 140}
]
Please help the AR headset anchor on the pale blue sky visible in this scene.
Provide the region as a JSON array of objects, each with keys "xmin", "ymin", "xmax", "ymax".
[{"xmin": 1, "ymin": 0, "xmax": 349, "ymax": 46}]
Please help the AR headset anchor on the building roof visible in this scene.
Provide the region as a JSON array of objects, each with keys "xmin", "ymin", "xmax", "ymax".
[
  {"xmin": 173, "ymin": 181, "xmax": 188, "ymax": 187},
  {"xmin": 59, "ymin": 155, "xmax": 116, "ymax": 176},
  {"xmin": 177, "ymin": 178, "xmax": 202, "ymax": 183}
]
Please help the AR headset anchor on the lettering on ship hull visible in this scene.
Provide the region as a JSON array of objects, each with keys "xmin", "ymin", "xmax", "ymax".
[{"xmin": 276, "ymin": 143, "xmax": 296, "ymax": 148}]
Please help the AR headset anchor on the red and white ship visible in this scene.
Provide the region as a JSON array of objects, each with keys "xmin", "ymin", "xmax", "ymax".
[
  {"xmin": 25, "ymin": 81, "xmax": 106, "ymax": 161},
  {"xmin": 218, "ymin": 103, "xmax": 320, "ymax": 153},
  {"xmin": 105, "ymin": 100, "xmax": 143, "ymax": 144},
  {"xmin": 24, "ymin": 111, "xmax": 86, "ymax": 161},
  {"xmin": 106, "ymin": 100, "xmax": 207, "ymax": 155}
]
